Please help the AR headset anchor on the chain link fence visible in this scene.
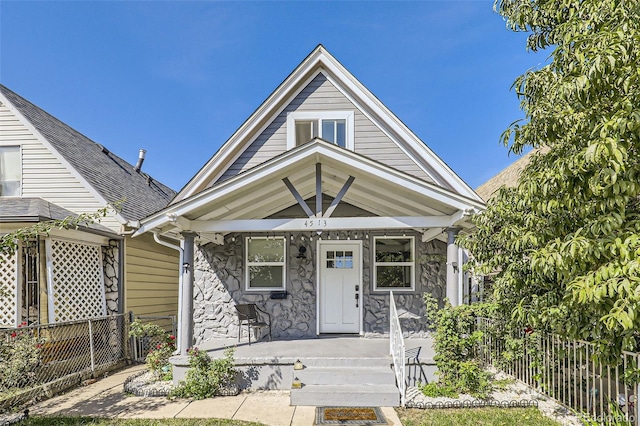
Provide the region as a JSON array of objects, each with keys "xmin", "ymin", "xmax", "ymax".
[
  {"xmin": 476, "ymin": 317, "xmax": 640, "ymax": 425},
  {"xmin": 0, "ymin": 313, "xmax": 129, "ymax": 411}
]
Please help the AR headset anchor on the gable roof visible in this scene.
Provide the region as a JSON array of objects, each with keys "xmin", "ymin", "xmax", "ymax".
[
  {"xmin": 173, "ymin": 45, "xmax": 483, "ymax": 204},
  {"xmin": 137, "ymin": 139, "xmax": 484, "ymax": 237},
  {"xmin": 0, "ymin": 85, "xmax": 176, "ymax": 222}
]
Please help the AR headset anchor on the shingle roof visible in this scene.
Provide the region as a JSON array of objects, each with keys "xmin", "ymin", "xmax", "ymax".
[
  {"xmin": 475, "ymin": 148, "xmax": 548, "ymax": 201},
  {"xmin": 0, "ymin": 197, "xmax": 113, "ymax": 233},
  {"xmin": 0, "ymin": 85, "xmax": 177, "ymax": 222}
]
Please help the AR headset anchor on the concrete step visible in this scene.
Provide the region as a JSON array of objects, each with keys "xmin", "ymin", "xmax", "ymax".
[
  {"xmin": 293, "ymin": 366, "xmax": 395, "ymax": 386},
  {"xmin": 290, "ymin": 358, "xmax": 400, "ymax": 407},
  {"xmin": 290, "ymin": 384, "xmax": 400, "ymax": 407},
  {"xmin": 299, "ymin": 357, "xmax": 391, "ymax": 368}
]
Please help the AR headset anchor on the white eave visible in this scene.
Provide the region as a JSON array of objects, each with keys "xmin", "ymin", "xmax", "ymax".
[{"xmin": 136, "ymin": 140, "xmax": 484, "ymax": 238}]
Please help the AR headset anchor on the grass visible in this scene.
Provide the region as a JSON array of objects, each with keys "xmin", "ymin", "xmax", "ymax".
[
  {"xmin": 396, "ymin": 407, "xmax": 561, "ymax": 426},
  {"xmin": 22, "ymin": 418, "xmax": 266, "ymax": 426}
]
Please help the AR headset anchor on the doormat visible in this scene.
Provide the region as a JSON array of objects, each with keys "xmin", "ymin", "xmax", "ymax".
[{"xmin": 315, "ymin": 407, "xmax": 387, "ymax": 425}]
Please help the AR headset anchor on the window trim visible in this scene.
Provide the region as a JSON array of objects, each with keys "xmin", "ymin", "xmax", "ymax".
[
  {"xmin": 372, "ymin": 235, "xmax": 415, "ymax": 292},
  {"xmin": 245, "ymin": 236, "xmax": 287, "ymax": 291},
  {"xmin": 0, "ymin": 145, "xmax": 22, "ymax": 197},
  {"xmin": 286, "ymin": 111, "xmax": 355, "ymax": 150}
]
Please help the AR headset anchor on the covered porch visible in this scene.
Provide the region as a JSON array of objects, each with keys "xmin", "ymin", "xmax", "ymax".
[{"xmin": 135, "ymin": 140, "xmax": 484, "ymax": 357}]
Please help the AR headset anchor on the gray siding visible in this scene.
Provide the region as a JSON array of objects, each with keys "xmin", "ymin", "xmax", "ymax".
[{"xmin": 217, "ymin": 73, "xmax": 432, "ymax": 183}]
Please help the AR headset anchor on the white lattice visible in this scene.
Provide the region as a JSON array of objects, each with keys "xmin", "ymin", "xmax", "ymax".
[
  {"xmin": 48, "ymin": 239, "xmax": 106, "ymax": 322},
  {"xmin": 0, "ymin": 250, "xmax": 18, "ymax": 326}
]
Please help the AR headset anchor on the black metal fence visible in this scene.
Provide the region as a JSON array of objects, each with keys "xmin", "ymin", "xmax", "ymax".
[
  {"xmin": 476, "ymin": 317, "xmax": 640, "ymax": 425},
  {"xmin": 130, "ymin": 314, "xmax": 177, "ymax": 362}
]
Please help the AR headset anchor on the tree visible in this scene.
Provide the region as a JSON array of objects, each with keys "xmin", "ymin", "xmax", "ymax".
[{"xmin": 461, "ymin": 0, "xmax": 640, "ymax": 358}]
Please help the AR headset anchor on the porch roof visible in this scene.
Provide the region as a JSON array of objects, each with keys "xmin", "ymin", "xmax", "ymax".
[
  {"xmin": 0, "ymin": 197, "xmax": 116, "ymax": 237},
  {"xmin": 135, "ymin": 139, "xmax": 484, "ymax": 239}
]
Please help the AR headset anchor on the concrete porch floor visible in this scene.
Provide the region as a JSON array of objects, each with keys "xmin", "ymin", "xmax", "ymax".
[
  {"xmin": 198, "ymin": 335, "xmax": 435, "ymax": 363},
  {"xmin": 172, "ymin": 335, "xmax": 436, "ymax": 393}
]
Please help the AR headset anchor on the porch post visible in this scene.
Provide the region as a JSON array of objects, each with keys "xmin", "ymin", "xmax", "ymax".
[
  {"xmin": 446, "ymin": 228, "xmax": 461, "ymax": 307},
  {"xmin": 180, "ymin": 231, "xmax": 196, "ymax": 356}
]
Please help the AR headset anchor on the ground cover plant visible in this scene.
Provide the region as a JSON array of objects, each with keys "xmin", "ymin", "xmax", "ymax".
[{"xmin": 396, "ymin": 407, "xmax": 560, "ymax": 426}]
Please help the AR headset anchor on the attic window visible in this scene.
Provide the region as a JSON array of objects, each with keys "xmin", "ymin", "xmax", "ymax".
[
  {"xmin": 295, "ymin": 120, "xmax": 318, "ymax": 145},
  {"xmin": 287, "ymin": 111, "xmax": 354, "ymax": 150},
  {"xmin": 294, "ymin": 119, "xmax": 346, "ymax": 147}
]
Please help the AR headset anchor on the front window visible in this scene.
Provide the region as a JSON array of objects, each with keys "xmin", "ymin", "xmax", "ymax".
[
  {"xmin": 0, "ymin": 146, "xmax": 21, "ymax": 197},
  {"xmin": 287, "ymin": 111, "xmax": 354, "ymax": 150},
  {"xmin": 373, "ymin": 236, "xmax": 415, "ymax": 291},
  {"xmin": 245, "ymin": 237, "xmax": 286, "ymax": 290}
]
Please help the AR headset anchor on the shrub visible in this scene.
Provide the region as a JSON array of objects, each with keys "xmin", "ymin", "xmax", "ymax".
[
  {"xmin": 129, "ymin": 320, "xmax": 175, "ymax": 380},
  {"xmin": 170, "ymin": 347, "xmax": 237, "ymax": 399},
  {"xmin": 423, "ymin": 294, "xmax": 494, "ymax": 398},
  {"xmin": 0, "ymin": 322, "xmax": 44, "ymax": 393}
]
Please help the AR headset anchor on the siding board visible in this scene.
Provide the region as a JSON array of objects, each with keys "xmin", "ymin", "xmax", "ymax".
[
  {"xmin": 217, "ymin": 73, "xmax": 432, "ymax": 183},
  {"xmin": 0, "ymin": 104, "xmax": 121, "ymax": 231},
  {"xmin": 124, "ymin": 234, "xmax": 179, "ymax": 318}
]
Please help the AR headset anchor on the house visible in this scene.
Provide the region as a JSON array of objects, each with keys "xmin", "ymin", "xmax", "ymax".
[
  {"xmin": 0, "ymin": 84, "xmax": 179, "ymax": 327},
  {"xmin": 135, "ymin": 45, "xmax": 485, "ymax": 356},
  {"xmin": 475, "ymin": 148, "xmax": 548, "ymax": 201}
]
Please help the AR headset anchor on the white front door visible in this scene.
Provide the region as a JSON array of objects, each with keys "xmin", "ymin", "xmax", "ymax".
[{"xmin": 319, "ymin": 242, "xmax": 361, "ymax": 333}]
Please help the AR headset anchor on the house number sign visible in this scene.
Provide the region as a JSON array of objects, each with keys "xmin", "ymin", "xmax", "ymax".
[{"xmin": 303, "ymin": 219, "xmax": 327, "ymax": 228}]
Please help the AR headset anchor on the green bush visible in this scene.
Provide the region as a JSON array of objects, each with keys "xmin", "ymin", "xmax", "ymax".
[
  {"xmin": 170, "ymin": 347, "xmax": 237, "ymax": 400},
  {"xmin": 0, "ymin": 322, "xmax": 44, "ymax": 393},
  {"xmin": 418, "ymin": 382, "xmax": 459, "ymax": 398},
  {"xmin": 129, "ymin": 320, "xmax": 175, "ymax": 380},
  {"xmin": 423, "ymin": 294, "xmax": 494, "ymax": 398}
]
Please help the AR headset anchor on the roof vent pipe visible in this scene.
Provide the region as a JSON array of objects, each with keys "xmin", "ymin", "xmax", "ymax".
[{"xmin": 134, "ymin": 149, "xmax": 146, "ymax": 172}]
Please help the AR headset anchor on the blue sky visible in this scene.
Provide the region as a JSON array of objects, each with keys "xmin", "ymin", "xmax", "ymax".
[{"xmin": 0, "ymin": 1, "xmax": 546, "ymax": 193}]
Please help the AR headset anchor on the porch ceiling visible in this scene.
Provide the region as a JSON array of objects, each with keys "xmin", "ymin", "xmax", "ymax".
[{"xmin": 135, "ymin": 141, "xmax": 484, "ymax": 237}]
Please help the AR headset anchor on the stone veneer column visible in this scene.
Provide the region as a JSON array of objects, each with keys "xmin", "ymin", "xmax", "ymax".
[
  {"xmin": 446, "ymin": 228, "xmax": 461, "ymax": 307},
  {"xmin": 180, "ymin": 232, "xmax": 197, "ymax": 355},
  {"xmin": 102, "ymin": 240, "xmax": 120, "ymax": 315}
]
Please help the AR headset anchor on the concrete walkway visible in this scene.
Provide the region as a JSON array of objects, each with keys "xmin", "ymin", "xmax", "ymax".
[{"xmin": 29, "ymin": 365, "xmax": 403, "ymax": 426}]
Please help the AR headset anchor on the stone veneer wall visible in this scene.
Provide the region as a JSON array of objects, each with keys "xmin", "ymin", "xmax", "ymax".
[
  {"xmin": 193, "ymin": 231, "xmax": 446, "ymax": 345},
  {"xmin": 363, "ymin": 237, "xmax": 446, "ymax": 337},
  {"xmin": 193, "ymin": 233, "xmax": 316, "ymax": 343},
  {"xmin": 102, "ymin": 240, "xmax": 120, "ymax": 316}
]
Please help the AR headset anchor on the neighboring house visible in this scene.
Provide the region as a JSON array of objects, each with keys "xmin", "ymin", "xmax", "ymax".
[
  {"xmin": 475, "ymin": 148, "xmax": 548, "ymax": 201},
  {"xmin": 473, "ymin": 148, "xmax": 549, "ymax": 301},
  {"xmin": 0, "ymin": 84, "xmax": 179, "ymax": 327},
  {"xmin": 135, "ymin": 45, "xmax": 485, "ymax": 350}
]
